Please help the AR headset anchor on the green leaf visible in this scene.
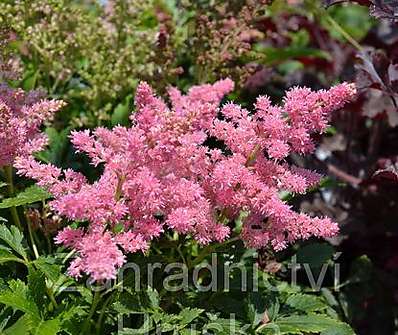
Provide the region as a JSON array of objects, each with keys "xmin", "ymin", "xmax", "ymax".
[
  {"xmin": 146, "ymin": 287, "xmax": 159, "ymax": 309},
  {"xmin": 204, "ymin": 317, "xmax": 243, "ymax": 335},
  {"xmin": 255, "ymin": 45, "xmax": 330, "ymax": 66},
  {"xmin": 3, "ymin": 314, "xmax": 31, "ymax": 335},
  {"xmin": 33, "ymin": 257, "xmax": 62, "ymax": 283},
  {"xmin": 27, "ymin": 266, "xmax": 47, "ymax": 312},
  {"xmin": 37, "ymin": 127, "xmax": 71, "ymax": 165},
  {"xmin": 246, "ymin": 292, "xmax": 266, "ymax": 327},
  {"xmin": 57, "ymin": 305, "xmax": 86, "ymax": 324},
  {"xmin": 321, "ymin": 323, "xmax": 356, "ymax": 335},
  {"xmin": 118, "ymin": 316, "xmax": 154, "ymax": 335},
  {"xmin": 0, "ymin": 280, "xmax": 40, "ymax": 318},
  {"xmin": 0, "ymin": 185, "xmax": 51, "ymax": 209},
  {"xmin": 0, "ymin": 182, "xmax": 7, "ymax": 189},
  {"xmin": 32, "ymin": 318, "xmax": 60, "ymax": 335},
  {"xmin": 178, "ymin": 308, "xmax": 204, "ymax": 326},
  {"xmin": 325, "ymin": 4, "xmax": 374, "ymax": 41},
  {"xmin": 180, "ymin": 329, "xmax": 200, "ymax": 335},
  {"xmin": 285, "ymin": 294, "xmax": 327, "ymax": 312},
  {"xmin": 0, "ymin": 248, "xmax": 24, "ymax": 264},
  {"xmin": 0, "ymin": 224, "xmax": 27, "ymax": 260},
  {"xmin": 296, "ymin": 243, "xmax": 335, "ymax": 269},
  {"xmin": 271, "ymin": 315, "xmax": 354, "ymax": 335},
  {"xmin": 21, "ymin": 70, "xmax": 38, "ymax": 91},
  {"xmin": 111, "ymin": 95, "xmax": 132, "ymax": 126}
]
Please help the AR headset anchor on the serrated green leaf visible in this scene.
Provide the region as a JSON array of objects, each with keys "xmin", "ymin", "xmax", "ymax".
[
  {"xmin": 321, "ymin": 323, "xmax": 355, "ymax": 335},
  {"xmin": 32, "ymin": 318, "xmax": 60, "ymax": 335},
  {"xmin": 286, "ymin": 294, "xmax": 327, "ymax": 312},
  {"xmin": 0, "ymin": 225, "xmax": 27, "ymax": 260},
  {"xmin": 0, "ymin": 185, "xmax": 51, "ymax": 209},
  {"xmin": 178, "ymin": 308, "xmax": 204, "ymax": 326},
  {"xmin": 112, "ymin": 301, "xmax": 135, "ymax": 315},
  {"xmin": 246, "ymin": 292, "xmax": 266, "ymax": 327},
  {"xmin": 273, "ymin": 315, "xmax": 354, "ymax": 335},
  {"xmin": 33, "ymin": 257, "xmax": 62, "ymax": 283},
  {"xmin": 204, "ymin": 318, "xmax": 243, "ymax": 335},
  {"xmin": 0, "ymin": 280, "xmax": 40, "ymax": 318},
  {"xmin": 3, "ymin": 314, "xmax": 31, "ymax": 335},
  {"xmin": 0, "ymin": 248, "xmax": 24, "ymax": 264},
  {"xmin": 265, "ymin": 296, "xmax": 280, "ymax": 321},
  {"xmin": 118, "ymin": 316, "xmax": 154, "ymax": 334},
  {"xmin": 27, "ymin": 266, "xmax": 47, "ymax": 312},
  {"xmin": 321, "ymin": 288, "xmax": 339, "ymax": 308},
  {"xmin": 146, "ymin": 287, "xmax": 159, "ymax": 309},
  {"xmin": 58, "ymin": 305, "xmax": 86, "ymax": 323}
]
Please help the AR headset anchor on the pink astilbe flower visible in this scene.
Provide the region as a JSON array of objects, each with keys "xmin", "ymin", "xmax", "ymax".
[
  {"xmin": 16, "ymin": 79, "xmax": 356, "ymax": 280},
  {"xmin": 67, "ymin": 231, "xmax": 126, "ymax": 281},
  {"xmin": 0, "ymin": 83, "xmax": 65, "ymax": 167}
]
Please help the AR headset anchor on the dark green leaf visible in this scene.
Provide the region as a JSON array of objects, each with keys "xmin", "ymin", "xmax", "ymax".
[
  {"xmin": 32, "ymin": 318, "xmax": 61, "ymax": 335},
  {"xmin": 255, "ymin": 45, "xmax": 330, "ymax": 66},
  {"xmin": 21, "ymin": 70, "xmax": 38, "ymax": 91},
  {"xmin": 178, "ymin": 307, "xmax": 204, "ymax": 326},
  {"xmin": 0, "ymin": 249, "xmax": 24, "ymax": 264},
  {"xmin": 0, "ymin": 280, "xmax": 40, "ymax": 318},
  {"xmin": 296, "ymin": 243, "xmax": 335, "ymax": 269},
  {"xmin": 286, "ymin": 294, "xmax": 327, "ymax": 312},
  {"xmin": 111, "ymin": 95, "xmax": 132, "ymax": 126},
  {"xmin": 33, "ymin": 257, "xmax": 62, "ymax": 283},
  {"xmin": 3, "ymin": 314, "xmax": 31, "ymax": 335},
  {"xmin": 272, "ymin": 315, "xmax": 354, "ymax": 334},
  {"xmin": 246, "ymin": 292, "xmax": 266, "ymax": 327},
  {"xmin": 0, "ymin": 225, "xmax": 27, "ymax": 260},
  {"xmin": 27, "ymin": 266, "xmax": 47, "ymax": 312},
  {"xmin": 0, "ymin": 186, "xmax": 51, "ymax": 209}
]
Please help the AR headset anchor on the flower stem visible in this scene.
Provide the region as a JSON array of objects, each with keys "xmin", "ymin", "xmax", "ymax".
[
  {"xmin": 46, "ymin": 286, "xmax": 59, "ymax": 310},
  {"xmin": 4, "ymin": 166, "xmax": 23, "ymax": 231},
  {"xmin": 25, "ymin": 211, "xmax": 40, "ymax": 259},
  {"xmin": 95, "ymin": 293, "xmax": 113, "ymax": 335},
  {"xmin": 82, "ymin": 289, "xmax": 101, "ymax": 334},
  {"xmin": 326, "ymin": 15, "xmax": 363, "ymax": 52}
]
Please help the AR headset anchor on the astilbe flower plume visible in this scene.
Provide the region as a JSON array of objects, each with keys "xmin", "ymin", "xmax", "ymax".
[
  {"xmin": 0, "ymin": 84, "xmax": 65, "ymax": 168},
  {"xmin": 15, "ymin": 78, "xmax": 356, "ymax": 281}
]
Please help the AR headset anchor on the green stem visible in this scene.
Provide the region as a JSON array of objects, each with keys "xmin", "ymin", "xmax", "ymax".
[
  {"xmin": 95, "ymin": 293, "xmax": 113, "ymax": 335},
  {"xmin": 25, "ymin": 212, "xmax": 40, "ymax": 259},
  {"xmin": 46, "ymin": 286, "xmax": 59, "ymax": 310},
  {"xmin": 62, "ymin": 249, "xmax": 76, "ymax": 264},
  {"xmin": 326, "ymin": 15, "xmax": 363, "ymax": 52},
  {"xmin": 46, "ymin": 234, "xmax": 52, "ymax": 254},
  {"xmin": 4, "ymin": 166, "xmax": 23, "ymax": 231},
  {"xmin": 82, "ymin": 290, "xmax": 101, "ymax": 334}
]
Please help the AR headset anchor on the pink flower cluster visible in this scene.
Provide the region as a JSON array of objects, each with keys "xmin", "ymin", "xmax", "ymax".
[
  {"xmin": 16, "ymin": 79, "xmax": 356, "ymax": 281},
  {"xmin": 0, "ymin": 84, "xmax": 65, "ymax": 168}
]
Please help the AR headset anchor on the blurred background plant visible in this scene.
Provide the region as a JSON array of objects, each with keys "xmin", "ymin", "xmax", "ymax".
[{"xmin": 0, "ymin": 0, "xmax": 269, "ymax": 127}]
